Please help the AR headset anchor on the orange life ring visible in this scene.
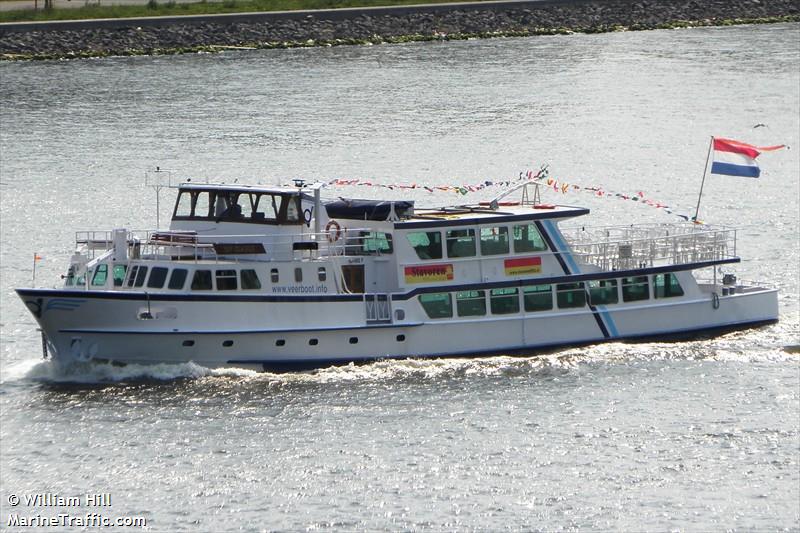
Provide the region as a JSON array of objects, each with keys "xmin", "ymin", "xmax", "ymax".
[{"xmin": 325, "ymin": 220, "xmax": 342, "ymax": 242}]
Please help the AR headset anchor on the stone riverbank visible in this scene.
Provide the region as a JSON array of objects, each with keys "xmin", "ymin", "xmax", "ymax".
[{"xmin": 1, "ymin": 0, "xmax": 798, "ymax": 60}]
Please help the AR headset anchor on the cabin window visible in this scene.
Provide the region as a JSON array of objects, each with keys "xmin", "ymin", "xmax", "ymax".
[
  {"xmin": 556, "ymin": 282, "xmax": 586, "ymax": 308},
  {"xmin": 284, "ymin": 196, "xmax": 300, "ymax": 223},
  {"xmin": 360, "ymin": 232, "xmax": 393, "ymax": 254},
  {"xmin": 490, "ymin": 288, "xmax": 520, "ymax": 314},
  {"xmin": 456, "ymin": 290, "xmax": 486, "ymax": 317},
  {"xmin": 216, "ymin": 270, "xmax": 238, "ymax": 291},
  {"xmin": 294, "ymin": 268, "xmax": 303, "ymax": 283},
  {"xmin": 191, "ymin": 270, "xmax": 213, "ymax": 290},
  {"xmin": 419, "ymin": 293, "xmax": 453, "ymax": 319},
  {"xmin": 168, "ymin": 268, "xmax": 188, "ymax": 290},
  {"xmin": 112, "ymin": 265, "xmax": 127, "ymax": 287},
  {"xmin": 134, "ymin": 267, "xmax": 148, "ymax": 288},
  {"xmin": 513, "ymin": 224, "xmax": 548, "ymax": 253},
  {"xmin": 174, "ymin": 192, "xmax": 193, "ymax": 217},
  {"xmin": 447, "ymin": 229, "xmax": 476, "ymax": 258},
  {"xmin": 317, "ymin": 267, "xmax": 327, "ymax": 282},
  {"xmin": 91, "ymin": 264, "xmax": 108, "ymax": 287},
  {"xmin": 241, "ymin": 269, "xmax": 261, "ymax": 290},
  {"xmin": 654, "ymin": 273, "xmax": 684, "ymax": 298},
  {"xmin": 588, "ymin": 279, "xmax": 618, "ymax": 305},
  {"xmin": 480, "ymin": 227, "xmax": 509, "ymax": 255},
  {"xmin": 408, "ymin": 232, "xmax": 443, "ymax": 260},
  {"xmin": 75, "ymin": 273, "xmax": 86, "ymax": 287},
  {"xmin": 194, "ymin": 191, "xmax": 212, "ymax": 218},
  {"xmin": 523, "ymin": 284, "xmax": 553, "ymax": 312},
  {"xmin": 147, "ymin": 267, "xmax": 169, "ymax": 289},
  {"xmin": 126, "ymin": 266, "xmax": 139, "ymax": 287},
  {"xmin": 622, "ymin": 276, "xmax": 650, "ymax": 302},
  {"xmin": 271, "ymin": 269, "xmax": 279, "ymax": 283}
]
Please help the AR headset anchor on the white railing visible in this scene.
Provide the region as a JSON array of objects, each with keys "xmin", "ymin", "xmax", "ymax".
[
  {"xmin": 562, "ymin": 223, "xmax": 737, "ymax": 271},
  {"xmin": 74, "ymin": 227, "xmax": 387, "ymax": 263}
]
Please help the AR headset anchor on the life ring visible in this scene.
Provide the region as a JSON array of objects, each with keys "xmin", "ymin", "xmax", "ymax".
[
  {"xmin": 325, "ymin": 220, "xmax": 342, "ymax": 242},
  {"xmin": 534, "ymin": 204, "xmax": 556, "ymax": 209}
]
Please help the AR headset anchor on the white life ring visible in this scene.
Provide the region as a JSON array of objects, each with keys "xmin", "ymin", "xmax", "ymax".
[{"xmin": 326, "ymin": 220, "xmax": 342, "ymax": 242}]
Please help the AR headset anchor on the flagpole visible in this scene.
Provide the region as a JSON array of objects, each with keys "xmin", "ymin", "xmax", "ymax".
[
  {"xmin": 32, "ymin": 253, "xmax": 37, "ymax": 286},
  {"xmin": 693, "ymin": 136, "xmax": 714, "ymax": 222}
]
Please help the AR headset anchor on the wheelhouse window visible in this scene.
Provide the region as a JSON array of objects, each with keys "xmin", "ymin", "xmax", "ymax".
[
  {"xmin": 168, "ymin": 268, "xmax": 188, "ymax": 290},
  {"xmin": 191, "ymin": 270, "xmax": 213, "ymax": 290},
  {"xmin": 622, "ymin": 276, "xmax": 650, "ymax": 302},
  {"xmin": 419, "ymin": 293, "xmax": 453, "ymax": 319},
  {"xmin": 654, "ymin": 273, "xmax": 684, "ymax": 298},
  {"xmin": 513, "ymin": 224, "xmax": 547, "ymax": 253},
  {"xmin": 216, "ymin": 269, "xmax": 238, "ymax": 291},
  {"xmin": 523, "ymin": 284, "xmax": 553, "ymax": 312},
  {"xmin": 447, "ymin": 229, "xmax": 476, "ymax": 258},
  {"xmin": 456, "ymin": 290, "xmax": 486, "ymax": 317},
  {"xmin": 91, "ymin": 264, "xmax": 108, "ymax": 287},
  {"xmin": 588, "ymin": 279, "xmax": 618, "ymax": 305},
  {"xmin": 490, "ymin": 288, "xmax": 520, "ymax": 314},
  {"xmin": 241, "ymin": 269, "xmax": 262, "ymax": 290},
  {"xmin": 480, "ymin": 227, "xmax": 509, "ymax": 255},
  {"xmin": 557, "ymin": 282, "xmax": 586, "ymax": 308},
  {"xmin": 172, "ymin": 189, "xmax": 303, "ymax": 225},
  {"xmin": 147, "ymin": 267, "xmax": 169, "ymax": 289},
  {"xmin": 408, "ymin": 231, "xmax": 443, "ymax": 260}
]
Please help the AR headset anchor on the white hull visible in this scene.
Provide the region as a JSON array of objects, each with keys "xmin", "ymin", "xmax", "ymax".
[{"xmin": 20, "ymin": 287, "xmax": 778, "ymax": 369}]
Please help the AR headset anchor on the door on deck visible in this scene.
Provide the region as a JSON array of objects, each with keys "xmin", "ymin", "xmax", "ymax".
[{"xmin": 341, "ymin": 265, "xmax": 365, "ymax": 293}]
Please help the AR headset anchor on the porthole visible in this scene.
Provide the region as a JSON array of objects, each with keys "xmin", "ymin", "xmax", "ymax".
[
  {"xmin": 309, "ymin": 338, "xmax": 319, "ymax": 346},
  {"xmin": 349, "ymin": 337, "xmax": 358, "ymax": 344},
  {"xmin": 222, "ymin": 340, "xmax": 234, "ymax": 347},
  {"xmin": 182, "ymin": 340, "xmax": 195, "ymax": 347},
  {"xmin": 275, "ymin": 339, "xmax": 286, "ymax": 347},
  {"xmin": 396, "ymin": 334, "xmax": 406, "ymax": 342}
]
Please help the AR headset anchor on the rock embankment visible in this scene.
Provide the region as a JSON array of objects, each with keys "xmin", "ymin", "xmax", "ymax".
[{"xmin": 1, "ymin": 0, "xmax": 798, "ymax": 60}]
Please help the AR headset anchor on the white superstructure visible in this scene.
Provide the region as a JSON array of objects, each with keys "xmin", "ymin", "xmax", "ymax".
[{"xmin": 17, "ymin": 181, "xmax": 778, "ymax": 370}]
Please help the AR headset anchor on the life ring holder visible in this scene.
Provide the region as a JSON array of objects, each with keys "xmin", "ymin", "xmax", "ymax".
[{"xmin": 325, "ymin": 220, "xmax": 342, "ymax": 242}]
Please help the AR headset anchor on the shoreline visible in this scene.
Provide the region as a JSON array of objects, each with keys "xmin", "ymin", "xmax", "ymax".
[{"xmin": 1, "ymin": 0, "xmax": 798, "ymax": 61}]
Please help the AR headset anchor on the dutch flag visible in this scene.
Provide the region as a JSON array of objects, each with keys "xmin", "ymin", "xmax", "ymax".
[{"xmin": 710, "ymin": 137, "xmax": 785, "ymax": 178}]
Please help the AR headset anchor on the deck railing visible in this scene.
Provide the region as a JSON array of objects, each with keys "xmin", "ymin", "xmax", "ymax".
[{"xmin": 562, "ymin": 223, "xmax": 737, "ymax": 271}]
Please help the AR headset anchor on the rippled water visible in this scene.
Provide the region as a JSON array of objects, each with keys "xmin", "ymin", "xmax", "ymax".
[{"xmin": 1, "ymin": 24, "xmax": 799, "ymax": 531}]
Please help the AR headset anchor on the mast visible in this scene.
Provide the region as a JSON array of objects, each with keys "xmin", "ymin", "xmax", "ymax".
[{"xmin": 693, "ymin": 136, "xmax": 714, "ymax": 222}]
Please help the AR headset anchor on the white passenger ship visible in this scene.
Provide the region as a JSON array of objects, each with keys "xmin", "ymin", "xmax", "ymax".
[{"xmin": 17, "ymin": 180, "xmax": 778, "ymax": 370}]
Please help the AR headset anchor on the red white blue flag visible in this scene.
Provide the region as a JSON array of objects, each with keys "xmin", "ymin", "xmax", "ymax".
[{"xmin": 711, "ymin": 137, "xmax": 785, "ymax": 178}]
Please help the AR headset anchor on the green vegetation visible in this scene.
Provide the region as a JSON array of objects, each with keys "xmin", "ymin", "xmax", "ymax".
[{"xmin": 2, "ymin": 0, "xmax": 487, "ymax": 23}]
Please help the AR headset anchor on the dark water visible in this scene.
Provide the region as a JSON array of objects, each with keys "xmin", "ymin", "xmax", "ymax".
[{"xmin": 1, "ymin": 24, "xmax": 798, "ymax": 531}]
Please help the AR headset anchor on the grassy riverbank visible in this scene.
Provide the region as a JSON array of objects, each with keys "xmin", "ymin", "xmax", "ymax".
[{"xmin": 1, "ymin": 0, "xmax": 490, "ymax": 23}]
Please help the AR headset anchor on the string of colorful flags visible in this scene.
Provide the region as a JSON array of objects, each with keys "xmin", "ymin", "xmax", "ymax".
[{"xmin": 325, "ymin": 165, "xmax": 701, "ymax": 222}]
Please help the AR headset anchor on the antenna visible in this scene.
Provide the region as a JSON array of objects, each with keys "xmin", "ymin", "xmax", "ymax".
[{"xmin": 144, "ymin": 167, "xmax": 172, "ymax": 228}]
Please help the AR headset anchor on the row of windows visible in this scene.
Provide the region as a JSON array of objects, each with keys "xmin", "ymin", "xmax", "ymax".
[
  {"xmin": 173, "ymin": 190, "xmax": 301, "ymax": 224},
  {"xmin": 418, "ymin": 273, "xmax": 684, "ymax": 319},
  {"xmin": 181, "ymin": 334, "xmax": 409, "ymax": 348},
  {"xmin": 85, "ymin": 264, "xmax": 331, "ymax": 291},
  {"xmin": 407, "ymin": 223, "xmax": 548, "ymax": 261}
]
